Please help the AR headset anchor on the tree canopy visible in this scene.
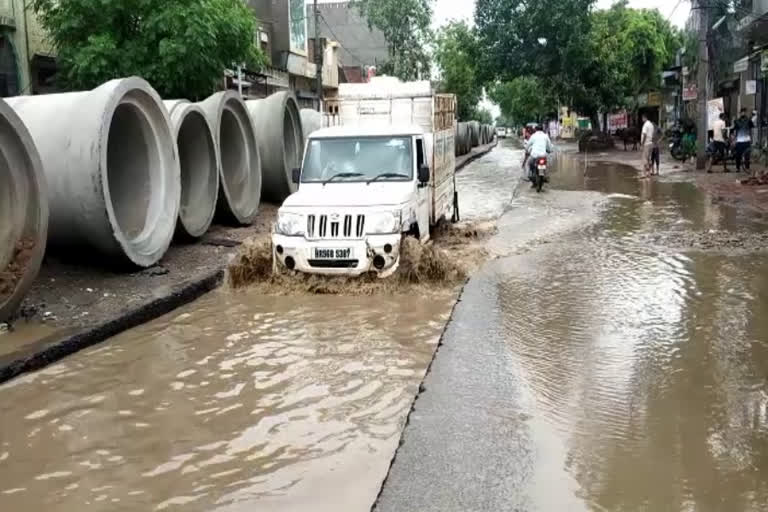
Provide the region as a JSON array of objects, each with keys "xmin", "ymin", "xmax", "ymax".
[
  {"xmin": 33, "ymin": 0, "xmax": 266, "ymax": 99},
  {"xmin": 489, "ymin": 76, "xmax": 552, "ymax": 125},
  {"xmin": 434, "ymin": 21, "xmax": 483, "ymax": 121},
  {"xmin": 351, "ymin": 0, "xmax": 433, "ymax": 81},
  {"xmin": 474, "ymin": 0, "xmax": 681, "ymax": 128}
]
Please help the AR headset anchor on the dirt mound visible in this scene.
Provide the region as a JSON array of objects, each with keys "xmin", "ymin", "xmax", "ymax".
[{"xmin": 227, "ymin": 222, "xmax": 495, "ymax": 295}]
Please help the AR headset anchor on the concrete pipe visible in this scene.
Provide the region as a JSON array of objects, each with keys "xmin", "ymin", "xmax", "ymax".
[
  {"xmin": 197, "ymin": 91, "xmax": 260, "ymax": 225},
  {"xmin": 164, "ymin": 100, "xmax": 219, "ymax": 239},
  {"xmin": 6, "ymin": 77, "xmax": 180, "ymax": 269},
  {"xmin": 470, "ymin": 121, "xmax": 480, "ymax": 147},
  {"xmin": 300, "ymin": 108, "xmax": 322, "ymax": 147},
  {"xmin": 0, "ymin": 99, "xmax": 47, "ymax": 323},
  {"xmin": 246, "ymin": 91, "xmax": 303, "ymax": 202}
]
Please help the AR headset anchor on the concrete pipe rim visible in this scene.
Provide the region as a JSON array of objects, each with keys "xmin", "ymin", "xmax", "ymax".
[
  {"xmin": 0, "ymin": 99, "xmax": 48, "ymax": 322},
  {"xmin": 168, "ymin": 102, "xmax": 220, "ymax": 239},
  {"xmin": 200, "ymin": 91, "xmax": 261, "ymax": 225},
  {"xmin": 281, "ymin": 94, "xmax": 303, "ymax": 196},
  {"xmin": 100, "ymin": 77, "xmax": 181, "ymax": 268}
]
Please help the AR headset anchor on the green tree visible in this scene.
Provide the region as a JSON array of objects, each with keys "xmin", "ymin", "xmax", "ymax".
[
  {"xmin": 434, "ymin": 21, "xmax": 482, "ymax": 121},
  {"xmin": 474, "ymin": 107, "xmax": 494, "ymax": 125},
  {"xmin": 489, "ymin": 76, "xmax": 552, "ymax": 125},
  {"xmin": 351, "ymin": 0, "xmax": 433, "ymax": 80},
  {"xmin": 32, "ymin": 0, "xmax": 266, "ymax": 99}
]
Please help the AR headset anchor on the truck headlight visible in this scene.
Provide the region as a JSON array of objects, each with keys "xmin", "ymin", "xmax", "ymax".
[
  {"xmin": 276, "ymin": 212, "xmax": 305, "ymax": 236},
  {"xmin": 367, "ymin": 211, "xmax": 401, "ymax": 234}
]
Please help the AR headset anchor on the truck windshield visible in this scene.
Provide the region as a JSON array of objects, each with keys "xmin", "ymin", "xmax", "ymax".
[{"xmin": 301, "ymin": 136, "xmax": 413, "ymax": 183}]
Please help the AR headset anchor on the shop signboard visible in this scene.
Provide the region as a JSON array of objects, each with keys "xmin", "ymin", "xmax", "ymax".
[
  {"xmin": 734, "ymin": 57, "xmax": 749, "ymax": 73},
  {"xmin": 746, "ymin": 80, "xmax": 757, "ymax": 95},
  {"xmin": 707, "ymin": 98, "xmax": 724, "ymax": 130},
  {"xmin": 682, "ymin": 84, "xmax": 697, "ymax": 101},
  {"xmin": 607, "ymin": 111, "xmax": 628, "ymax": 132},
  {"xmin": 647, "ymin": 92, "xmax": 662, "ymax": 107}
]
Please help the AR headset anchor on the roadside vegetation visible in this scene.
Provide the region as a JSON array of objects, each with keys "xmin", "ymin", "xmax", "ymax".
[{"xmin": 32, "ymin": 0, "xmax": 266, "ymax": 99}]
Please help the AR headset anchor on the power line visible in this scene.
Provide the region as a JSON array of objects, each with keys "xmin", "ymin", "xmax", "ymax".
[{"xmin": 667, "ymin": 0, "xmax": 684, "ymax": 23}]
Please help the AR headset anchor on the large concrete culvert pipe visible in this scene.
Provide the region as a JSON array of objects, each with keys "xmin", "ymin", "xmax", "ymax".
[
  {"xmin": 0, "ymin": 99, "xmax": 47, "ymax": 323},
  {"xmin": 299, "ymin": 108, "xmax": 322, "ymax": 147},
  {"xmin": 246, "ymin": 92, "xmax": 303, "ymax": 202},
  {"xmin": 5, "ymin": 77, "xmax": 180, "ymax": 269},
  {"xmin": 164, "ymin": 100, "xmax": 219, "ymax": 239},
  {"xmin": 198, "ymin": 91, "xmax": 261, "ymax": 225}
]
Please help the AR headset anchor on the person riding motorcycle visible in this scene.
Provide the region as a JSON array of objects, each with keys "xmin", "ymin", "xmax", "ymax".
[{"xmin": 523, "ymin": 124, "xmax": 553, "ymax": 184}]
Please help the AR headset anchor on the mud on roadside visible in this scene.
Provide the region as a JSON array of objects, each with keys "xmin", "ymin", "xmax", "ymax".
[{"xmin": 228, "ymin": 221, "xmax": 498, "ymax": 295}]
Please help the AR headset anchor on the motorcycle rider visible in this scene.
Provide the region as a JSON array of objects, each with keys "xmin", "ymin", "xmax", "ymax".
[{"xmin": 522, "ymin": 124, "xmax": 553, "ymax": 186}]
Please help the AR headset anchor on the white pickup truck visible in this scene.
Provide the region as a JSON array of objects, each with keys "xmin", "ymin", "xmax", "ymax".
[{"xmin": 272, "ymin": 78, "xmax": 457, "ymax": 276}]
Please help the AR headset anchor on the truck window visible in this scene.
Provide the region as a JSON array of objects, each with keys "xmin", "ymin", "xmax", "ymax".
[
  {"xmin": 302, "ymin": 136, "xmax": 414, "ymax": 183},
  {"xmin": 416, "ymin": 138, "xmax": 425, "ymax": 167}
]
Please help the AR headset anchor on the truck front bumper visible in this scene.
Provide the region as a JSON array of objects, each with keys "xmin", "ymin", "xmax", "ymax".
[{"xmin": 272, "ymin": 234, "xmax": 402, "ymax": 276}]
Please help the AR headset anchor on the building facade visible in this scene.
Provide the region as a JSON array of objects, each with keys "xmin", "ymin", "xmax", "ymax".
[{"xmin": 306, "ymin": 1, "xmax": 388, "ymax": 83}]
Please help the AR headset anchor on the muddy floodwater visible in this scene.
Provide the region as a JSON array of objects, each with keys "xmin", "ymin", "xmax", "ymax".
[
  {"xmin": 377, "ymin": 144, "xmax": 768, "ymax": 512},
  {"xmin": 5, "ymin": 141, "xmax": 768, "ymax": 512},
  {"xmin": 0, "ymin": 292, "xmax": 454, "ymax": 511}
]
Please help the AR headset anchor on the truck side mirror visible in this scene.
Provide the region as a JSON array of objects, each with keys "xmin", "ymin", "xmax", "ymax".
[
  {"xmin": 291, "ymin": 168, "xmax": 301, "ymax": 184},
  {"xmin": 418, "ymin": 164, "xmax": 430, "ymax": 184}
]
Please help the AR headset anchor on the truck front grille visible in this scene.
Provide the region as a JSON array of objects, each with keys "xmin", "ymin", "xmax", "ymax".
[{"xmin": 307, "ymin": 214, "xmax": 365, "ymax": 239}]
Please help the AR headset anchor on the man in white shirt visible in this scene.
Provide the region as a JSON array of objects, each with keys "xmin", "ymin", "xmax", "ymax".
[
  {"xmin": 640, "ymin": 114, "xmax": 654, "ymax": 178},
  {"xmin": 707, "ymin": 112, "xmax": 728, "ymax": 173},
  {"xmin": 523, "ymin": 125, "xmax": 553, "ymax": 183}
]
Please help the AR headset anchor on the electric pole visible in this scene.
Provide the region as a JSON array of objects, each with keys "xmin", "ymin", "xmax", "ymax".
[
  {"xmin": 695, "ymin": 0, "xmax": 709, "ymax": 169},
  {"xmin": 314, "ymin": 0, "xmax": 323, "ymax": 111}
]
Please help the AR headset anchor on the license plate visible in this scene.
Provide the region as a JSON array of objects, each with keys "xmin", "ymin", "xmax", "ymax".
[
  {"xmin": 313, "ymin": 248, "xmax": 352, "ymax": 259},
  {"xmin": 538, "ymin": 165, "xmax": 546, "ymax": 170}
]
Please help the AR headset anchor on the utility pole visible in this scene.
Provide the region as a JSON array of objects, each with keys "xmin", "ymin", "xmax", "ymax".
[
  {"xmin": 314, "ymin": 0, "xmax": 323, "ymax": 111},
  {"xmin": 695, "ymin": 0, "xmax": 709, "ymax": 169}
]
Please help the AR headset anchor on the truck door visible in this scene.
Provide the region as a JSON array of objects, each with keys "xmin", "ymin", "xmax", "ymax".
[{"xmin": 415, "ymin": 136, "xmax": 430, "ymax": 242}]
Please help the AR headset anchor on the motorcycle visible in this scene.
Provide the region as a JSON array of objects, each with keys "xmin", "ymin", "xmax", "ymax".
[{"xmin": 530, "ymin": 156, "xmax": 548, "ymax": 193}]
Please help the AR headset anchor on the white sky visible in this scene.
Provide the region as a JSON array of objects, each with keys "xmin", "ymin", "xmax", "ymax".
[{"xmin": 432, "ymin": 0, "xmax": 691, "ymax": 28}]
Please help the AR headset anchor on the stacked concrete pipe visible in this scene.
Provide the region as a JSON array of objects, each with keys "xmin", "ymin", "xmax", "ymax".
[
  {"xmin": 299, "ymin": 108, "xmax": 322, "ymax": 148},
  {"xmin": 164, "ymin": 100, "xmax": 219, "ymax": 239},
  {"xmin": 247, "ymin": 92, "xmax": 303, "ymax": 202},
  {"xmin": 469, "ymin": 121, "xmax": 480, "ymax": 147},
  {"xmin": 6, "ymin": 77, "xmax": 180, "ymax": 269},
  {"xmin": 0, "ymin": 99, "xmax": 48, "ymax": 323},
  {"xmin": 198, "ymin": 91, "xmax": 260, "ymax": 225}
]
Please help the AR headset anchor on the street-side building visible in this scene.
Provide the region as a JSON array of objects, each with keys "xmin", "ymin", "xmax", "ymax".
[
  {"xmin": 734, "ymin": 0, "xmax": 768, "ymax": 144},
  {"xmin": 245, "ymin": 0, "xmax": 339, "ymax": 106},
  {"xmin": 306, "ymin": 1, "xmax": 388, "ymax": 84},
  {"xmin": 0, "ymin": 0, "xmax": 57, "ymax": 96}
]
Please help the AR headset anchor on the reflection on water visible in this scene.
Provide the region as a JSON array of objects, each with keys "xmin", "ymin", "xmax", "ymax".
[
  {"xmin": 457, "ymin": 140, "xmax": 524, "ymax": 220},
  {"xmin": 0, "ymin": 291, "xmax": 454, "ymax": 511},
  {"xmin": 492, "ymin": 155, "xmax": 768, "ymax": 511}
]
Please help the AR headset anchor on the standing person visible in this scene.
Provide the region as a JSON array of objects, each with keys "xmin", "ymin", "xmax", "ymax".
[
  {"xmin": 650, "ymin": 121, "xmax": 661, "ymax": 175},
  {"xmin": 707, "ymin": 113, "xmax": 729, "ymax": 173},
  {"xmin": 640, "ymin": 114, "xmax": 654, "ymax": 178},
  {"xmin": 732, "ymin": 108, "xmax": 755, "ymax": 174}
]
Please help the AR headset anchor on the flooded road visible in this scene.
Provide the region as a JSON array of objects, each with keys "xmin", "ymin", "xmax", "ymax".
[
  {"xmin": 0, "ymin": 146, "xmax": 519, "ymax": 512},
  {"xmin": 5, "ymin": 139, "xmax": 768, "ymax": 511},
  {"xmin": 0, "ymin": 292, "xmax": 454, "ymax": 511},
  {"xmin": 377, "ymin": 144, "xmax": 768, "ymax": 511}
]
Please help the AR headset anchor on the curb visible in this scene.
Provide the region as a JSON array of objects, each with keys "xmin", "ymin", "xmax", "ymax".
[
  {"xmin": 0, "ymin": 269, "xmax": 224, "ymax": 385},
  {"xmin": 456, "ymin": 142, "xmax": 497, "ymax": 173}
]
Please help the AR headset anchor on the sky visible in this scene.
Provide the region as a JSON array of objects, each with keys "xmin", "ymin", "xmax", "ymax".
[{"xmin": 433, "ymin": 0, "xmax": 691, "ymax": 29}]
